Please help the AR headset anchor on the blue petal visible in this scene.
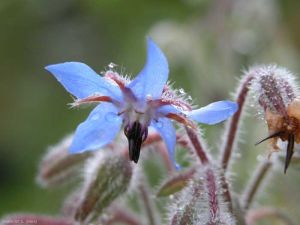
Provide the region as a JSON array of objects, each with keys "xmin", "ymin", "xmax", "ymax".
[
  {"xmin": 127, "ymin": 37, "xmax": 169, "ymax": 100},
  {"xmin": 151, "ymin": 118, "xmax": 180, "ymax": 169},
  {"xmin": 45, "ymin": 62, "xmax": 122, "ymax": 101},
  {"xmin": 156, "ymin": 105, "xmax": 181, "ymax": 116},
  {"xmin": 188, "ymin": 100, "xmax": 238, "ymax": 125},
  {"xmin": 70, "ymin": 103, "xmax": 122, "ymax": 153}
]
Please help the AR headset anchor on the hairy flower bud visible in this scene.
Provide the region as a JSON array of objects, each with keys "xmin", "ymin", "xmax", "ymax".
[
  {"xmin": 156, "ymin": 167, "xmax": 196, "ymax": 197},
  {"xmin": 169, "ymin": 167, "xmax": 235, "ymax": 225},
  {"xmin": 250, "ymin": 65, "xmax": 298, "ymax": 115},
  {"xmin": 37, "ymin": 135, "xmax": 92, "ymax": 187},
  {"xmin": 74, "ymin": 150, "xmax": 132, "ymax": 224},
  {"xmin": 61, "ymin": 188, "xmax": 82, "ymax": 218},
  {"xmin": 250, "ymin": 65, "xmax": 300, "ymax": 172}
]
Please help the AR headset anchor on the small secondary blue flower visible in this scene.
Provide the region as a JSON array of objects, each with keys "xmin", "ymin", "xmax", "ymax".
[{"xmin": 45, "ymin": 37, "xmax": 238, "ymax": 168}]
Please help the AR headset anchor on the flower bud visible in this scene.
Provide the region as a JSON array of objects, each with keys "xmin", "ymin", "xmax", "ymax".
[
  {"xmin": 169, "ymin": 167, "xmax": 235, "ymax": 225},
  {"xmin": 61, "ymin": 188, "xmax": 82, "ymax": 218},
  {"xmin": 37, "ymin": 135, "xmax": 92, "ymax": 188},
  {"xmin": 250, "ymin": 65, "xmax": 300, "ymax": 172},
  {"xmin": 156, "ymin": 167, "xmax": 195, "ymax": 197},
  {"xmin": 250, "ymin": 65, "xmax": 297, "ymax": 115},
  {"xmin": 74, "ymin": 150, "xmax": 132, "ymax": 224}
]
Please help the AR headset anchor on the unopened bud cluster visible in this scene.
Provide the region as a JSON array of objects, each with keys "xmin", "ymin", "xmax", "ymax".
[
  {"xmin": 169, "ymin": 167, "xmax": 235, "ymax": 225},
  {"xmin": 250, "ymin": 65, "xmax": 298, "ymax": 115},
  {"xmin": 37, "ymin": 135, "xmax": 92, "ymax": 187},
  {"xmin": 75, "ymin": 150, "xmax": 132, "ymax": 224},
  {"xmin": 32, "ymin": 134, "xmax": 134, "ymax": 224}
]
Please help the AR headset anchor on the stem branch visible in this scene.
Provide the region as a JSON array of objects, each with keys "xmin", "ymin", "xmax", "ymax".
[
  {"xmin": 185, "ymin": 126, "xmax": 209, "ymax": 164},
  {"xmin": 242, "ymin": 160, "xmax": 272, "ymax": 210},
  {"xmin": 139, "ymin": 185, "xmax": 157, "ymax": 225},
  {"xmin": 221, "ymin": 72, "xmax": 254, "ymax": 171}
]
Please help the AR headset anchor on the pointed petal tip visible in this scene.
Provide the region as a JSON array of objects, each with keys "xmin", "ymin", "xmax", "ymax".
[
  {"xmin": 44, "ymin": 65, "xmax": 50, "ymax": 70},
  {"xmin": 45, "ymin": 62, "xmax": 78, "ymax": 70},
  {"xmin": 146, "ymin": 36, "xmax": 153, "ymax": 43},
  {"xmin": 188, "ymin": 100, "xmax": 239, "ymax": 125},
  {"xmin": 146, "ymin": 36, "xmax": 158, "ymax": 49},
  {"xmin": 44, "ymin": 64, "xmax": 57, "ymax": 72},
  {"xmin": 44, "ymin": 62, "xmax": 123, "ymax": 100},
  {"xmin": 127, "ymin": 37, "xmax": 169, "ymax": 100},
  {"xmin": 44, "ymin": 63, "xmax": 65, "ymax": 74}
]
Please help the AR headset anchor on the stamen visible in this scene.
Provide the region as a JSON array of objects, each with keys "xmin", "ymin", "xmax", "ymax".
[
  {"xmin": 255, "ymin": 131, "xmax": 284, "ymax": 146},
  {"xmin": 284, "ymin": 134, "xmax": 294, "ymax": 173},
  {"xmin": 124, "ymin": 122, "xmax": 148, "ymax": 163}
]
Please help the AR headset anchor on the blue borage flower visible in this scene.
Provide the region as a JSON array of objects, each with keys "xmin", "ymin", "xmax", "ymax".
[{"xmin": 45, "ymin": 37, "xmax": 238, "ymax": 168}]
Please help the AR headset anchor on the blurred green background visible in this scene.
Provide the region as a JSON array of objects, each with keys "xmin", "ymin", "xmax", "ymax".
[{"xmin": 1, "ymin": 0, "xmax": 300, "ymax": 224}]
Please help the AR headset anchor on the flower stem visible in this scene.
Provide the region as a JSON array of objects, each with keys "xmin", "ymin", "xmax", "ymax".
[
  {"xmin": 185, "ymin": 126, "xmax": 233, "ymax": 224},
  {"xmin": 219, "ymin": 171, "xmax": 233, "ymax": 213},
  {"xmin": 206, "ymin": 168, "xmax": 220, "ymax": 225},
  {"xmin": 156, "ymin": 142, "xmax": 174, "ymax": 172},
  {"xmin": 242, "ymin": 160, "xmax": 272, "ymax": 210},
  {"xmin": 185, "ymin": 126, "xmax": 209, "ymax": 165},
  {"xmin": 220, "ymin": 72, "xmax": 254, "ymax": 171},
  {"xmin": 139, "ymin": 184, "xmax": 158, "ymax": 225}
]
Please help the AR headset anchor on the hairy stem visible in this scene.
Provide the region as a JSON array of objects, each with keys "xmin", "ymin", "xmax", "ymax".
[
  {"xmin": 221, "ymin": 72, "xmax": 254, "ymax": 171},
  {"xmin": 219, "ymin": 171, "xmax": 233, "ymax": 213},
  {"xmin": 185, "ymin": 126, "xmax": 209, "ymax": 165},
  {"xmin": 139, "ymin": 185, "xmax": 158, "ymax": 225},
  {"xmin": 184, "ymin": 126, "xmax": 233, "ymax": 224},
  {"xmin": 206, "ymin": 168, "xmax": 220, "ymax": 225},
  {"xmin": 242, "ymin": 160, "xmax": 272, "ymax": 210}
]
